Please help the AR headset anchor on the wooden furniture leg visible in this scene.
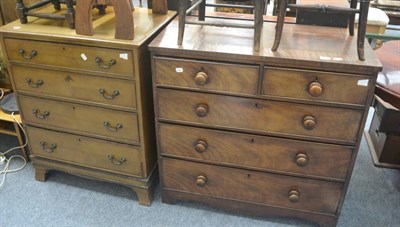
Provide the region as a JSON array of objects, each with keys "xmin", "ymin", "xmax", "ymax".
[
  {"xmin": 15, "ymin": 0, "xmax": 28, "ymax": 24},
  {"xmin": 349, "ymin": 0, "xmax": 357, "ymax": 36},
  {"xmin": 65, "ymin": 0, "xmax": 75, "ymax": 29},
  {"xmin": 178, "ymin": 0, "xmax": 187, "ymax": 45},
  {"xmin": 357, "ymin": 0, "xmax": 370, "ymax": 61},
  {"xmin": 254, "ymin": 0, "xmax": 264, "ymax": 52},
  {"xmin": 272, "ymin": 0, "xmax": 286, "ymax": 51},
  {"xmin": 35, "ymin": 165, "xmax": 48, "ymax": 182},
  {"xmin": 152, "ymin": 0, "xmax": 168, "ymax": 14}
]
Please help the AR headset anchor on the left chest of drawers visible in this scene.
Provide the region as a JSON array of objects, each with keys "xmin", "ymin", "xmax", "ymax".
[{"xmin": 3, "ymin": 37, "xmax": 155, "ymax": 205}]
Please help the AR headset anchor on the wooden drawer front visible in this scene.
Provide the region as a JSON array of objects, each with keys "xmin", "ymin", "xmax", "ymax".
[
  {"xmin": 157, "ymin": 89, "xmax": 363, "ymax": 142},
  {"xmin": 12, "ymin": 66, "xmax": 137, "ymax": 109},
  {"xmin": 162, "ymin": 158, "xmax": 342, "ymax": 214},
  {"xmin": 154, "ymin": 57, "xmax": 258, "ymax": 95},
  {"xmin": 263, "ymin": 67, "xmax": 371, "ymax": 105},
  {"xmin": 4, "ymin": 39, "xmax": 134, "ymax": 76},
  {"xmin": 159, "ymin": 124, "xmax": 352, "ymax": 179},
  {"xmin": 19, "ymin": 96, "xmax": 139, "ymax": 143},
  {"xmin": 27, "ymin": 127, "xmax": 142, "ymax": 177}
]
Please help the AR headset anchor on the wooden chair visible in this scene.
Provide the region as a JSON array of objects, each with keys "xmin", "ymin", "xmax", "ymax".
[
  {"xmin": 272, "ymin": 0, "xmax": 372, "ymax": 61},
  {"xmin": 178, "ymin": 0, "xmax": 265, "ymax": 52},
  {"xmin": 16, "ymin": 0, "xmax": 75, "ymax": 29}
]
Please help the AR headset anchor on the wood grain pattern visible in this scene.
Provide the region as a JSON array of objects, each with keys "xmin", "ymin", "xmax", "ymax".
[
  {"xmin": 162, "ymin": 158, "xmax": 343, "ymax": 214},
  {"xmin": 159, "ymin": 124, "xmax": 352, "ymax": 180},
  {"xmin": 12, "ymin": 65, "xmax": 137, "ymax": 110},
  {"xmin": 19, "ymin": 95, "xmax": 140, "ymax": 144},
  {"xmin": 154, "ymin": 57, "xmax": 259, "ymax": 95},
  {"xmin": 263, "ymin": 67, "xmax": 372, "ymax": 106},
  {"xmin": 27, "ymin": 126, "xmax": 142, "ymax": 177},
  {"xmin": 4, "ymin": 38, "xmax": 134, "ymax": 76},
  {"xmin": 157, "ymin": 89, "xmax": 363, "ymax": 143}
]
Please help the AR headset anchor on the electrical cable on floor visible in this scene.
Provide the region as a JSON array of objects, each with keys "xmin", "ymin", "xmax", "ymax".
[
  {"xmin": 0, "ymin": 112, "xmax": 28, "ymax": 188},
  {"xmin": 0, "ymin": 88, "xmax": 4, "ymax": 100}
]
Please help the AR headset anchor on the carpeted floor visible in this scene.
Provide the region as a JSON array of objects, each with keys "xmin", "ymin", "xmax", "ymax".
[{"xmin": 0, "ymin": 108, "xmax": 399, "ymax": 227}]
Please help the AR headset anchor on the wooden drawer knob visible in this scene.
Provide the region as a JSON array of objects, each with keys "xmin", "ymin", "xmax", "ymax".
[
  {"xmin": 196, "ymin": 175, "xmax": 207, "ymax": 187},
  {"xmin": 295, "ymin": 153, "xmax": 308, "ymax": 167},
  {"xmin": 288, "ymin": 189, "xmax": 300, "ymax": 203},
  {"xmin": 195, "ymin": 104, "xmax": 208, "ymax": 117},
  {"xmin": 308, "ymin": 81, "xmax": 323, "ymax": 97},
  {"xmin": 303, "ymin": 116, "xmax": 316, "ymax": 130},
  {"xmin": 194, "ymin": 72, "xmax": 208, "ymax": 86},
  {"xmin": 194, "ymin": 140, "xmax": 208, "ymax": 153}
]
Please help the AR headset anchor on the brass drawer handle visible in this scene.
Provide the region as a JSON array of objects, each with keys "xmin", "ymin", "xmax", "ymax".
[
  {"xmin": 302, "ymin": 115, "xmax": 316, "ymax": 130},
  {"xmin": 18, "ymin": 49, "xmax": 38, "ymax": 60},
  {"xmin": 32, "ymin": 109, "xmax": 50, "ymax": 119},
  {"xmin": 195, "ymin": 104, "xmax": 208, "ymax": 117},
  {"xmin": 99, "ymin": 88, "xmax": 120, "ymax": 100},
  {"xmin": 39, "ymin": 141, "xmax": 57, "ymax": 153},
  {"xmin": 26, "ymin": 78, "xmax": 44, "ymax": 88},
  {"xmin": 308, "ymin": 81, "xmax": 323, "ymax": 97},
  {"xmin": 195, "ymin": 175, "xmax": 207, "ymax": 187},
  {"xmin": 194, "ymin": 139, "xmax": 208, "ymax": 153},
  {"xmin": 107, "ymin": 155, "xmax": 126, "ymax": 165},
  {"xmin": 288, "ymin": 189, "xmax": 300, "ymax": 203},
  {"xmin": 95, "ymin": 57, "xmax": 116, "ymax": 69},
  {"xmin": 103, "ymin": 121, "xmax": 123, "ymax": 132},
  {"xmin": 295, "ymin": 153, "xmax": 309, "ymax": 167},
  {"xmin": 194, "ymin": 72, "xmax": 208, "ymax": 86}
]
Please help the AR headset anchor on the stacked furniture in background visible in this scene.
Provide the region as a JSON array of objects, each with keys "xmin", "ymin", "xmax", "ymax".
[
  {"xmin": 0, "ymin": 5, "xmax": 175, "ymax": 205},
  {"xmin": 150, "ymin": 18, "xmax": 381, "ymax": 226}
]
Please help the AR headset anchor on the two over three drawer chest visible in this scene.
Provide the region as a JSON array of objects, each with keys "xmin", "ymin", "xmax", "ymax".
[
  {"xmin": 0, "ymin": 7, "xmax": 175, "ymax": 205},
  {"xmin": 149, "ymin": 20, "xmax": 382, "ymax": 225}
]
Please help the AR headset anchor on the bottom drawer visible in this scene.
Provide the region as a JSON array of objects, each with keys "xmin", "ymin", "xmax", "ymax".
[
  {"xmin": 162, "ymin": 158, "xmax": 343, "ymax": 214},
  {"xmin": 27, "ymin": 126, "xmax": 142, "ymax": 177}
]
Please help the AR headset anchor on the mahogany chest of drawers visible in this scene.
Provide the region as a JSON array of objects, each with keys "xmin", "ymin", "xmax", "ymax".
[
  {"xmin": 0, "ymin": 7, "xmax": 175, "ymax": 205},
  {"xmin": 149, "ymin": 20, "xmax": 382, "ymax": 225}
]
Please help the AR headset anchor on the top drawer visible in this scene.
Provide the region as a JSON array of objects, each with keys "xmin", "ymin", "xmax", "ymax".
[
  {"xmin": 154, "ymin": 57, "xmax": 259, "ymax": 95},
  {"xmin": 4, "ymin": 39, "xmax": 134, "ymax": 77},
  {"xmin": 263, "ymin": 67, "xmax": 371, "ymax": 106}
]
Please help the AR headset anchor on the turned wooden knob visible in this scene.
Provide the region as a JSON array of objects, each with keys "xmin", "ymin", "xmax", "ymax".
[
  {"xmin": 194, "ymin": 72, "xmax": 208, "ymax": 86},
  {"xmin": 195, "ymin": 104, "xmax": 208, "ymax": 117},
  {"xmin": 303, "ymin": 116, "xmax": 316, "ymax": 130},
  {"xmin": 288, "ymin": 189, "xmax": 300, "ymax": 203},
  {"xmin": 308, "ymin": 81, "xmax": 323, "ymax": 97},
  {"xmin": 194, "ymin": 140, "xmax": 208, "ymax": 153},
  {"xmin": 295, "ymin": 153, "xmax": 309, "ymax": 167},
  {"xmin": 196, "ymin": 175, "xmax": 207, "ymax": 186}
]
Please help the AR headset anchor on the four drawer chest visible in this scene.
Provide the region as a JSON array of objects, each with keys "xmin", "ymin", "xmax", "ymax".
[
  {"xmin": 149, "ymin": 20, "xmax": 382, "ymax": 225},
  {"xmin": 0, "ymin": 7, "xmax": 176, "ymax": 205}
]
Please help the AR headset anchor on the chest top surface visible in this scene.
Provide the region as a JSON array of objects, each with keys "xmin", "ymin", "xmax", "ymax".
[
  {"xmin": 0, "ymin": 7, "xmax": 176, "ymax": 47},
  {"xmin": 149, "ymin": 19, "xmax": 382, "ymax": 74}
]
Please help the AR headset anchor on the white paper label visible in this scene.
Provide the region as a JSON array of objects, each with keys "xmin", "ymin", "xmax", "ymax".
[
  {"xmin": 80, "ymin": 53, "xmax": 88, "ymax": 61},
  {"xmin": 119, "ymin": 53, "xmax": 128, "ymax": 60},
  {"xmin": 175, "ymin": 67, "xmax": 184, "ymax": 73},
  {"xmin": 320, "ymin": 56, "xmax": 331, "ymax": 61},
  {"xmin": 13, "ymin": 26, "xmax": 21, "ymax": 30},
  {"xmin": 333, "ymin": 57, "xmax": 343, "ymax": 61},
  {"xmin": 357, "ymin": 79, "xmax": 369, "ymax": 87}
]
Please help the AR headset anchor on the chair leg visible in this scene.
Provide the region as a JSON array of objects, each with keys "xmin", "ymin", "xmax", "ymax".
[
  {"xmin": 254, "ymin": 0, "xmax": 264, "ymax": 52},
  {"xmin": 348, "ymin": 0, "xmax": 357, "ymax": 36},
  {"xmin": 272, "ymin": 0, "xmax": 287, "ymax": 51},
  {"xmin": 357, "ymin": 0, "xmax": 370, "ymax": 61},
  {"xmin": 65, "ymin": 0, "xmax": 75, "ymax": 29},
  {"xmin": 52, "ymin": 0, "xmax": 61, "ymax": 10},
  {"xmin": 178, "ymin": 0, "xmax": 187, "ymax": 45},
  {"xmin": 16, "ymin": 0, "xmax": 28, "ymax": 24},
  {"xmin": 199, "ymin": 0, "xmax": 206, "ymax": 21}
]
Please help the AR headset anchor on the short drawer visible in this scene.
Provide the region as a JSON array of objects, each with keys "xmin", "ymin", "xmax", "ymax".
[
  {"xmin": 154, "ymin": 57, "xmax": 259, "ymax": 95},
  {"xmin": 4, "ymin": 38, "xmax": 134, "ymax": 76},
  {"xmin": 27, "ymin": 126, "xmax": 142, "ymax": 177},
  {"xmin": 19, "ymin": 95, "xmax": 139, "ymax": 144},
  {"xmin": 12, "ymin": 65, "xmax": 137, "ymax": 110},
  {"xmin": 157, "ymin": 89, "xmax": 363, "ymax": 142},
  {"xmin": 162, "ymin": 158, "xmax": 343, "ymax": 214},
  {"xmin": 159, "ymin": 124, "xmax": 352, "ymax": 180},
  {"xmin": 263, "ymin": 67, "xmax": 371, "ymax": 105}
]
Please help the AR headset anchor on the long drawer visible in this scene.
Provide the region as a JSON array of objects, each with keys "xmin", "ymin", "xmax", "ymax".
[
  {"xmin": 162, "ymin": 158, "xmax": 343, "ymax": 214},
  {"xmin": 159, "ymin": 124, "xmax": 352, "ymax": 180},
  {"xmin": 154, "ymin": 57, "xmax": 259, "ymax": 95},
  {"xmin": 12, "ymin": 65, "xmax": 137, "ymax": 110},
  {"xmin": 19, "ymin": 95, "xmax": 139, "ymax": 144},
  {"xmin": 263, "ymin": 67, "xmax": 371, "ymax": 105},
  {"xmin": 27, "ymin": 126, "xmax": 142, "ymax": 177},
  {"xmin": 4, "ymin": 38, "xmax": 134, "ymax": 76},
  {"xmin": 157, "ymin": 89, "xmax": 363, "ymax": 142}
]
